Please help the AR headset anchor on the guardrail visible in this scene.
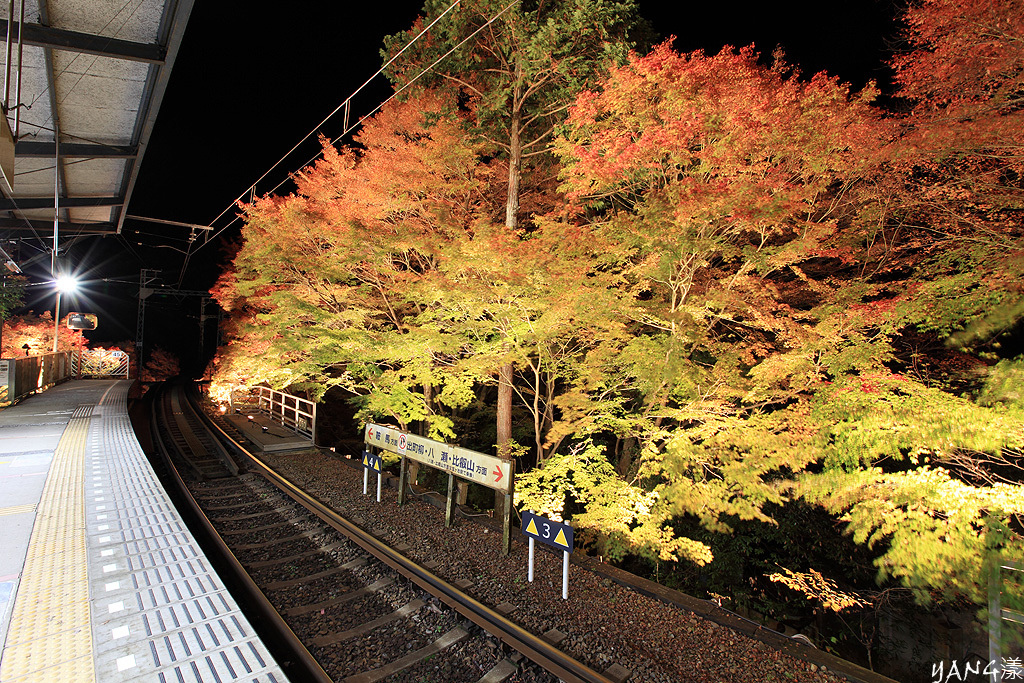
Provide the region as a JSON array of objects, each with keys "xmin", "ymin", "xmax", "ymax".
[
  {"xmin": 72, "ymin": 348, "xmax": 130, "ymax": 378},
  {"xmin": 990, "ymin": 558, "xmax": 1024, "ymax": 677},
  {"xmin": 0, "ymin": 352, "xmax": 73, "ymax": 405},
  {"xmin": 256, "ymin": 386, "xmax": 316, "ymax": 441}
]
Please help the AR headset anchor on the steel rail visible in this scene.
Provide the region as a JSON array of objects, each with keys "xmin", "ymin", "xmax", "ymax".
[
  {"xmin": 187, "ymin": 387, "xmax": 618, "ymax": 683},
  {"xmin": 151, "ymin": 384, "xmax": 334, "ymax": 683}
]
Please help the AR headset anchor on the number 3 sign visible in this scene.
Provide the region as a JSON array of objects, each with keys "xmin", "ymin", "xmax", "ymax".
[{"xmin": 521, "ymin": 511, "xmax": 574, "ymax": 599}]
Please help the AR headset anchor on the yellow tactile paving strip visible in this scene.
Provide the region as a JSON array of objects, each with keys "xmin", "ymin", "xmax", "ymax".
[
  {"xmin": 1, "ymin": 414, "xmax": 94, "ymax": 683},
  {"xmin": 0, "ymin": 504, "xmax": 36, "ymax": 517}
]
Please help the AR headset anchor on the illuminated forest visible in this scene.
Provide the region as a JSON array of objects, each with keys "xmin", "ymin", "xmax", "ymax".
[{"xmin": 208, "ymin": 0, "xmax": 1023, "ymax": 671}]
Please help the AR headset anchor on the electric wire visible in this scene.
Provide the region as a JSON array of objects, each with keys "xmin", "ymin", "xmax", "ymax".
[
  {"xmin": 176, "ymin": 0, "xmax": 520, "ymax": 287},
  {"xmin": 116, "ymin": 232, "xmax": 144, "ymax": 263},
  {"xmin": 200, "ymin": 0, "xmax": 465, "ymax": 236},
  {"xmin": 17, "ymin": 0, "xmax": 145, "ymax": 124},
  {"xmin": 16, "ymin": 121, "xmax": 144, "ymax": 152},
  {"xmin": 0, "ymin": 0, "xmax": 146, "ymax": 263},
  {"xmin": 13, "ymin": 156, "xmax": 94, "ymax": 177},
  {"xmin": 0, "ymin": 191, "xmax": 47, "ymax": 246}
]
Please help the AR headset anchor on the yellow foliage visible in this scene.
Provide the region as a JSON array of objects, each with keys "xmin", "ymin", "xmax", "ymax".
[{"xmin": 769, "ymin": 567, "xmax": 869, "ymax": 612}]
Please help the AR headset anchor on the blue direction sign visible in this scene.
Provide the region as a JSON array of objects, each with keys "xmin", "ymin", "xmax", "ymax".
[
  {"xmin": 362, "ymin": 450, "xmax": 383, "ymax": 474},
  {"xmin": 521, "ymin": 511, "xmax": 573, "ymax": 553}
]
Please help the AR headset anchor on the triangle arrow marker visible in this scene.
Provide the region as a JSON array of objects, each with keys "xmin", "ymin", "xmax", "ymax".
[
  {"xmin": 525, "ymin": 518, "xmax": 539, "ymax": 536},
  {"xmin": 554, "ymin": 528, "xmax": 569, "ymax": 549}
]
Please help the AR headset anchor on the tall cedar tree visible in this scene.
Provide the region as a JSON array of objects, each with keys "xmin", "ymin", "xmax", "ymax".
[{"xmin": 382, "ymin": 0, "xmax": 645, "ymax": 460}]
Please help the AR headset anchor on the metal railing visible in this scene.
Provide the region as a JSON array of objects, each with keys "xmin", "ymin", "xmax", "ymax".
[
  {"xmin": 0, "ymin": 351, "xmax": 73, "ymax": 405},
  {"xmin": 72, "ymin": 348, "xmax": 130, "ymax": 378},
  {"xmin": 256, "ymin": 386, "xmax": 316, "ymax": 442},
  {"xmin": 989, "ymin": 558, "xmax": 1024, "ymax": 676}
]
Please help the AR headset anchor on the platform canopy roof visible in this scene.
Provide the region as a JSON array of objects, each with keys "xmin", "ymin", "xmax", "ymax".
[{"xmin": 0, "ymin": 0, "xmax": 193, "ymax": 257}]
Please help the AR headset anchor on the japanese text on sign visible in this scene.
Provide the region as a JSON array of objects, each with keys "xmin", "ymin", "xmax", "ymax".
[{"xmin": 364, "ymin": 423, "xmax": 511, "ymax": 493}]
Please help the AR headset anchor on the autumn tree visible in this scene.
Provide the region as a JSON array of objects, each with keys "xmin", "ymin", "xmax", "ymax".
[
  {"xmin": 141, "ymin": 346, "xmax": 181, "ymax": 383},
  {"xmin": 383, "ymin": 0, "xmax": 646, "ymax": 459},
  {"xmin": 0, "ymin": 275, "xmax": 25, "ymax": 355},
  {"xmin": 858, "ymin": 0, "xmax": 1024, "ymax": 349},
  {"xmin": 535, "ymin": 41, "xmax": 880, "ymax": 564},
  {"xmin": 1, "ymin": 310, "xmax": 83, "ymax": 357},
  {"xmin": 211, "ymin": 92, "xmax": 495, "ymax": 436},
  {"xmin": 209, "ymin": 0, "xmax": 1024, "ymax": 630},
  {"xmin": 214, "ymin": 89, "xmax": 616, "ymax": 467},
  {"xmin": 784, "ymin": 0, "xmax": 1024, "ymax": 606}
]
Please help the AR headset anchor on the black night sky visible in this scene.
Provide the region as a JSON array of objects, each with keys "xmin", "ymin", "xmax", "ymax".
[{"xmin": 62, "ymin": 0, "xmax": 900, "ymax": 372}]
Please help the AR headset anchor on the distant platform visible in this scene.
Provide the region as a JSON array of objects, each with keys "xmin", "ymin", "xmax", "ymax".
[
  {"xmin": 0, "ymin": 380, "xmax": 287, "ymax": 682},
  {"xmin": 223, "ymin": 410, "xmax": 313, "ymax": 453}
]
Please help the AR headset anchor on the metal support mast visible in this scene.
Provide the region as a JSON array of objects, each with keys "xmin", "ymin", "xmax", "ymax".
[
  {"xmin": 136, "ymin": 268, "xmax": 160, "ymax": 360},
  {"xmin": 136, "ymin": 271, "xmax": 219, "ymax": 366}
]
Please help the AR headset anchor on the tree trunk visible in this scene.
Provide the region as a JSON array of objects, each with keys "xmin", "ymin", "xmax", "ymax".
[
  {"xmin": 420, "ymin": 382, "xmax": 433, "ymax": 436},
  {"xmin": 495, "ymin": 362, "xmax": 514, "ymax": 510},
  {"xmin": 505, "ymin": 108, "xmax": 522, "ymax": 230},
  {"xmin": 496, "ymin": 362, "xmax": 513, "ymax": 457},
  {"xmin": 616, "ymin": 437, "xmax": 637, "ymax": 477},
  {"xmin": 505, "ymin": 51, "xmax": 524, "ymax": 232},
  {"xmin": 497, "ymin": 64, "xmax": 523, "ymax": 505}
]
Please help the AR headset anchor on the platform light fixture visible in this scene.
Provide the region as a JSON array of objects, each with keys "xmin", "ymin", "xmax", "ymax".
[
  {"xmin": 55, "ymin": 275, "xmax": 78, "ymax": 294},
  {"xmin": 52, "ymin": 274, "xmax": 79, "ymax": 353}
]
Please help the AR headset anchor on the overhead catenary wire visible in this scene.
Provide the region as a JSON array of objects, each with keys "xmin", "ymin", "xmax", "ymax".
[
  {"xmin": 202, "ymin": 0, "xmax": 466, "ymax": 234},
  {"xmin": 0, "ymin": 0, "xmax": 147, "ymax": 262},
  {"xmin": 20, "ymin": 0, "xmax": 146, "ymax": 129},
  {"xmin": 269, "ymin": 0, "xmax": 519, "ymax": 199},
  {"xmin": 176, "ymin": 0, "xmax": 520, "ymax": 287}
]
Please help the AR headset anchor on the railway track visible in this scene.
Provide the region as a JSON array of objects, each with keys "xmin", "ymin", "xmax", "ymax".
[{"xmin": 150, "ymin": 383, "xmax": 614, "ymax": 683}]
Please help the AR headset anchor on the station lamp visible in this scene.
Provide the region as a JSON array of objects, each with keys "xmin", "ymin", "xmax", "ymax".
[{"xmin": 52, "ymin": 274, "xmax": 79, "ymax": 353}]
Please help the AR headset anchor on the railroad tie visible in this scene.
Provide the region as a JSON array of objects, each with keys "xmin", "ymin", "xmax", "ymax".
[
  {"xmin": 311, "ymin": 599, "xmax": 425, "ymax": 646},
  {"xmin": 284, "ymin": 576, "xmax": 395, "ymax": 617},
  {"xmin": 341, "ymin": 626, "xmax": 469, "ymax": 683}
]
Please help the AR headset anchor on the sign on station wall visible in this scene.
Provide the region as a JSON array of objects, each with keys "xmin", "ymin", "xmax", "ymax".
[{"xmin": 364, "ymin": 423, "xmax": 511, "ymax": 493}]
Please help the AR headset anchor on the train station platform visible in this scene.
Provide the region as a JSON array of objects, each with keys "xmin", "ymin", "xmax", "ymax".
[
  {"xmin": 223, "ymin": 409, "xmax": 314, "ymax": 453},
  {"xmin": 0, "ymin": 380, "xmax": 287, "ymax": 682}
]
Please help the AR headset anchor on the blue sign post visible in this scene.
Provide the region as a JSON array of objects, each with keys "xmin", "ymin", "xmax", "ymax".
[
  {"xmin": 521, "ymin": 511, "xmax": 574, "ymax": 600},
  {"xmin": 362, "ymin": 450, "xmax": 383, "ymax": 502}
]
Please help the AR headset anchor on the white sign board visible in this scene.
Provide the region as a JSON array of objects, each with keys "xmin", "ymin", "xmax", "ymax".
[{"xmin": 364, "ymin": 423, "xmax": 511, "ymax": 493}]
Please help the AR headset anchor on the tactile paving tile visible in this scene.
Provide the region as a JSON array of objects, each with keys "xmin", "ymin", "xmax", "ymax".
[
  {"xmin": 85, "ymin": 382, "xmax": 287, "ymax": 682},
  {"xmin": 1, "ymin": 406, "xmax": 95, "ymax": 683}
]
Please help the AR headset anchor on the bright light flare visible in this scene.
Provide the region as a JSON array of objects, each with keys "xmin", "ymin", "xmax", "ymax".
[{"xmin": 55, "ymin": 275, "xmax": 78, "ymax": 293}]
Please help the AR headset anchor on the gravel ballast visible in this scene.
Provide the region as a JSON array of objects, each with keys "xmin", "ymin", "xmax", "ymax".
[{"xmin": 247, "ymin": 447, "xmax": 869, "ymax": 683}]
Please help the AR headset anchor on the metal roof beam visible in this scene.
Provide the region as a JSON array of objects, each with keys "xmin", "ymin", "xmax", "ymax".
[
  {"xmin": 0, "ymin": 216, "xmax": 112, "ymax": 232},
  {"xmin": 15, "ymin": 141, "xmax": 137, "ymax": 158},
  {"xmin": 115, "ymin": 0, "xmax": 195, "ymax": 236},
  {"xmin": 0, "ymin": 20, "xmax": 166, "ymax": 63},
  {"xmin": 0, "ymin": 195, "xmax": 121, "ymax": 210}
]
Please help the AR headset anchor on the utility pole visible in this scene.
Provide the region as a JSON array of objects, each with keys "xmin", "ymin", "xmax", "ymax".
[
  {"xmin": 136, "ymin": 271, "xmax": 219, "ymax": 369},
  {"xmin": 136, "ymin": 268, "xmax": 160, "ymax": 361}
]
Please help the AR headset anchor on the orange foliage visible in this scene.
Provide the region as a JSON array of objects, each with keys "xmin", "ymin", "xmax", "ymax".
[{"xmin": 1, "ymin": 311, "xmax": 85, "ymax": 357}]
